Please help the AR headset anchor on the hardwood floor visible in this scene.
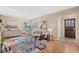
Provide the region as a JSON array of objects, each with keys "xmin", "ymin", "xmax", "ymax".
[
  {"xmin": 41, "ymin": 40, "xmax": 79, "ymax": 53},
  {"xmin": 41, "ymin": 40, "xmax": 64, "ymax": 53},
  {"xmin": 4, "ymin": 38, "xmax": 79, "ymax": 53}
]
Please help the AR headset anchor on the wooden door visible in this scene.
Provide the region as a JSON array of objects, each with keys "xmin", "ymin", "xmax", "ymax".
[{"xmin": 64, "ymin": 18, "xmax": 75, "ymax": 39}]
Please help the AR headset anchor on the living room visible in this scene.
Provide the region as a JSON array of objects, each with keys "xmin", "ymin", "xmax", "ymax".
[{"xmin": 0, "ymin": 6, "xmax": 79, "ymax": 53}]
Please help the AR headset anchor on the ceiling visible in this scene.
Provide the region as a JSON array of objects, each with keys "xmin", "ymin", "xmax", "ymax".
[{"xmin": 0, "ymin": 6, "xmax": 74, "ymax": 19}]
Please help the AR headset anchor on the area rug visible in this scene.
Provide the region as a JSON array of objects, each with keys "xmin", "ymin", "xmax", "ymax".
[{"xmin": 13, "ymin": 36, "xmax": 48, "ymax": 53}]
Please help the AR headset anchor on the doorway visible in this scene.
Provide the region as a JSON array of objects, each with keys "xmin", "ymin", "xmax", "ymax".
[{"xmin": 64, "ymin": 18, "xmax": 75, "ymax": 39}]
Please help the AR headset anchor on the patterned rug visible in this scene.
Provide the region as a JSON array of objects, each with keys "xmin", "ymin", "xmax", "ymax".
[
  {"xmin": 13, "ymin": 36, "xmax": 35, "ymax": 53},
  {"xmin": 13, "ymin": 36, "xmax": 48, "ymax": 53}
]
